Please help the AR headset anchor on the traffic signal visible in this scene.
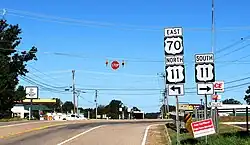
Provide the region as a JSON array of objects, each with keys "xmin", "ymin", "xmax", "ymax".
[
  {"xmin": 105, "ymin": 60, "xmax": 109, "ymax": 66},
  {"xmin": 121, "ymin": 60, "xmax": 125, "ymax": 67}
]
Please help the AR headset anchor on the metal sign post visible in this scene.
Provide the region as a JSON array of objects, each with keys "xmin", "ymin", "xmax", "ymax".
[
  {"xmin": 176, "ymin": 95, "xmax": 180, "ymax": 144},
  {"xmin": 164, "ymin": 27, "xmax": 185, "ymax": 145},
  {"xmin": 204, "ymin": 94, "xmax": 208, "ymax": 143},
  {"xmin": 194, "ymin": 53, "xmax": 215, "ymax": 144},
  {"xmin": 25, "ymin": 86, "xmax": 38, "ymax": 120}
]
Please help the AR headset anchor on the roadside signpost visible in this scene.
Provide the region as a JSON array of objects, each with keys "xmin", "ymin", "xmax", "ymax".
[
  {"xmin": 168, "ymin": 84, "xmax": 184, "ymax": 96},
  {"xmin": 165, "ymin": 27, "xmax": 185, "ymax": 144},
  {"xmin": 213, "ymin": 81, "xmax": 224, "ymax": 93},
  {"xmin": 25, "ymin": 86, "xmax": 39, "ymax": 120},
  {"xmin": 191, "ymin": 118, "xmax": 216, "ymax": 138},
  {"xmin": 195, "ymin": 53, "xmax": 215, "ymax": 143},
  {"xmin": 212, "ymin": 94, "xmax": 221, "ymax": 100},
  {"xmin": 197, "ymin": 83, "xmax": 214, "ymax": 95},
  {"xmin": 213, "ymin": 81, "xmax": 224, "ymax": 133}
]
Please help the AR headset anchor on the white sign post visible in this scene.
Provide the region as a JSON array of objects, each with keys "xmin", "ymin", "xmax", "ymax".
[
  {"xmin": 194, "ymin": 53, "xmax": 215, "ymax": 143},
  {"xmin": 25, "ymin": 86, "xmax": 38, "ymax": 99},
  {"xmin": 164, "ymin": 27, "xmax": 185, "ymax": 144},
  {"xmin": 25, "ymin": 86, "xmax": 38, "ymax": 120}
]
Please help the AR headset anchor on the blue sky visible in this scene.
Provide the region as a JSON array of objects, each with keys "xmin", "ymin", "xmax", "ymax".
[{"xmin": 2, "ymin": 0, "xmax": 250, "ymax": 112}]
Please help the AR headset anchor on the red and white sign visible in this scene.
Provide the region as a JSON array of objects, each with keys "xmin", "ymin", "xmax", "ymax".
[
  {"xmin": 213, "ymin": 81, "xmax": 224, "ymax": 93},
  {"xmin": 111, "ymin": 61, "xmax": 120, "ymax": 70},
  {"xmin": 191, "ymin": 118, "xmax": 215, "ymax": 138},
  {"xmin": 212, "ymin": 94, "xmax": 221, "ymax": 100}
]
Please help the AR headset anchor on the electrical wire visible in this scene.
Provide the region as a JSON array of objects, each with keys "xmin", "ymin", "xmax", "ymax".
[
  {"xmin": 24, "ymin": 75, "xmax": 68, "ymax": 89},
  {"xmin": 6, "ymin": 8, "xmax": 250, "ymax": 32},
  {"xmin": 20, "ymin": 76, "xmax": 69, "ymax": 94},
  {"xmin": 215, "ymin": 36, "xmax": 250, "ymax": 54},
  {"xmin": 28, "ymin": 65, "xmax": 69, "ymax": 85},
  {"xmin": 79, "ymin": 95, "xmax": 95, "ymax": 104}
]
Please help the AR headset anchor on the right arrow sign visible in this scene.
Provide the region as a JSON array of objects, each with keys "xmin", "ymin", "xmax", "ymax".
[{"xmin": 197, "ymin": 83, "xmax": 214, "ymax": 95}]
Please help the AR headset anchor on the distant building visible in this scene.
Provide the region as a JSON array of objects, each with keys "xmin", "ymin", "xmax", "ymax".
[
  {"xmin": 132, "ymin": 111, "xmax": 145, "ymax": 119},
  {"xmin": 12, "ymin": 98, "xmax": 56, "ymax": 118}
]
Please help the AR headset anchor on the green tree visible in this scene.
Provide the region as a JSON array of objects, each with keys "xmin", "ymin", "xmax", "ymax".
[
  {"xmin": 97, "ymin": 105, "xmax": 108, "ymax": 116},
  {"xmin": 222, "ymin": 98, "xmax": 242, "ymax": 104},
  {"xmin": 78, "ymin": 107, "xmax": 84, "ymax": 113},
  {"xmin": 245, "ymin": 86, "xmax": 250, "ymax": 104},
  {"xmin": 48, "ymin": 98, "xmax": 63, "ymax": 112},
  {"xmin": 62, "ymin": 101, "xmax": 74, "ymax": 113},
  {"xmin": 106, "ymin": 99, "xmax": 123, "ymax": 119},
  {"xmin": 0, "ymin": 19, "xmax": 37, "ymax": 114},
  {"xmin": 131, "ymin": 106, "xmax": 141, "ymax": 112}
]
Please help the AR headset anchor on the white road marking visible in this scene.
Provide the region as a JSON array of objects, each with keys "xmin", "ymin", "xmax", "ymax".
[
  {"xmin": 141, "ymin": 124, "xmax": 155, "ymax": 145},
  {"xmin": 57, "ymin": 125, "xmax": 104, "ymax": 145}
]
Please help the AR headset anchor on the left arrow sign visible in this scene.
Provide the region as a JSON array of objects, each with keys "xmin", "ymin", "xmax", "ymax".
[
  {"xmin": 168, "ymin": 84, "xmax": 184, "ymax": 96},
  {"xmin": 171, "ymin": 85, "xmax": 181, "ymax": 94}
]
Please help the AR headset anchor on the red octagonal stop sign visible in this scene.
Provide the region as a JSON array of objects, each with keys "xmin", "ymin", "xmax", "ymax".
[{"xmin": 111, "ymin": 60, "xmax": 120, "ymax": 70}]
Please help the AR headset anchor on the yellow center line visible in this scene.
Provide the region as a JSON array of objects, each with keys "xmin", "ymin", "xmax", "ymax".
[{"xmin": 0, "ymin": 122, "xmax": 69, "ymax": 139}]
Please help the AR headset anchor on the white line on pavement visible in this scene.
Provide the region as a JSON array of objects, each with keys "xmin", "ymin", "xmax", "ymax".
[
  {"xmin": 141, "ymin": 124, "xmax": 155, "ymax": 145},
  {"xmin": 57, "ymin": 125, "xmax": 105, "ymax": 145}
]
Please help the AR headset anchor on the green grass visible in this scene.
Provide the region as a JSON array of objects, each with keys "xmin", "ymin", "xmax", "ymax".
[
  {"xmin": 0, "ymin": 117, "xmax": 26, "ymax": 122},
  {"xmin": 167, "ymin": 124, "xmax": 250, "ymax": 145}
]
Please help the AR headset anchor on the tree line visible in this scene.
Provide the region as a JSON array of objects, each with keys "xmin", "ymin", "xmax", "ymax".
[{"xmin": 50, "ymin": 98, "xmax": 141, "ymax": 119}]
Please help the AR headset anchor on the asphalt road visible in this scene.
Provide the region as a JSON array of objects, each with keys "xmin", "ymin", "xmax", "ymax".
[
  {"xmin": 0, "ymin": 120, "xmax": 39, "ymax": 126},
  {"xmin": 0, "ymin": 120, "xmax": 167, "ymax": 145}
]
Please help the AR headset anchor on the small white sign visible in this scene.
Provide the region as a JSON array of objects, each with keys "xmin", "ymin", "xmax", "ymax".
[
  {"xmin": 164, "ymin": 27, "xmax": 183, "ymax": 37},
  {"xmin": 213, "ymin": 81, "xmax": 224, "ymax": 92},
  {"xmin": 166, "ymin": 65, "xmax": 185, "ymax": 84},
  {"xmin": 168, "ymin": 84, "xmax": 184, "ymax": 96},
  {"xmin": 25, "ymin": 86, "xmax": 38, "ymax": 99},
  {"xmin": 191, "ymin": 118, "xmax": 215, "ymax": 138},
  {"xmin": 211, "ymin": 102, "xmax": 222, "ymax": 107},
  {"xmin": 195, "ymin": 63, "xmax": 215, "ymax": 83},
  {"xmin": 197, "ymin": 83, "xmax": 214, "ymax": 95},
  {"xmin": 212, "ymin": 94, "xmax": 221, "ymax": 100},
  {"xmin": 166, "ymin": 55, "xmax": 184, "ymax": 65},
  {"xmin": 195, "ymin": 53, "xmax": 214, "ymax": 63}
]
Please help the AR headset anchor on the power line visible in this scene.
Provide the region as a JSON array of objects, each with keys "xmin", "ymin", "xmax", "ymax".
[
  {"xmin": 28, "ymin": 65, "xmax": 67, "ymax": 85},
  {"xmin": 5, "ymin": 8, "xmax": 250, "ymax": 32},
  {"xmin": 23, "ymin": 75, "xmax": 68, "ymax": 89},
  {"xmin": 20, "ymin": 76, "xmax": 69, "ymax": 94},
  {"xmin": 79, "ymin": 95, "xmax": 94, "ymax": 104},
  {"xmin": 216, "ymin": 43, "xmax": 250, "ymax": 59},
  {"xmin": 215, "ymin": 36, "xmax": 250, "ymax": 54}
]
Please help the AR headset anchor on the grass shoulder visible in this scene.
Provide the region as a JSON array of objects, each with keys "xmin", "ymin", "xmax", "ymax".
[
  {"xmin": 146, "ymin": 124, "xmax": 169, "ymax": 145},
  {"xmin": 0, "ymin": 117, "xmax": 26, "ymax": 122},
  {"xmin": 167, "ymin": 123, "xmax": 250, "ymax": 145}
]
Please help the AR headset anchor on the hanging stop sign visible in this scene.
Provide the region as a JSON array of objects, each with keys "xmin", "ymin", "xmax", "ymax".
[{"xmin": 111, "ymin": 61, "xmax": 120, "ymax": 70}]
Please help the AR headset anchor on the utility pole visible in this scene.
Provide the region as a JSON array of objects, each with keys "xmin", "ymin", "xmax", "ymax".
[
  {"xmin": 211, "ymin": 0, "xmax": 216, "ymax": 135},
  {"xmin": 95, "ymin": 90, "xmax": 98, "ymax": 119},
  {"xmin": 158, "ymin": 72, "xmax": 169, "ymax": 117},
  {"xmin": 72, "ymin": 70, "xmax": 76, "ymax": 114}
]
